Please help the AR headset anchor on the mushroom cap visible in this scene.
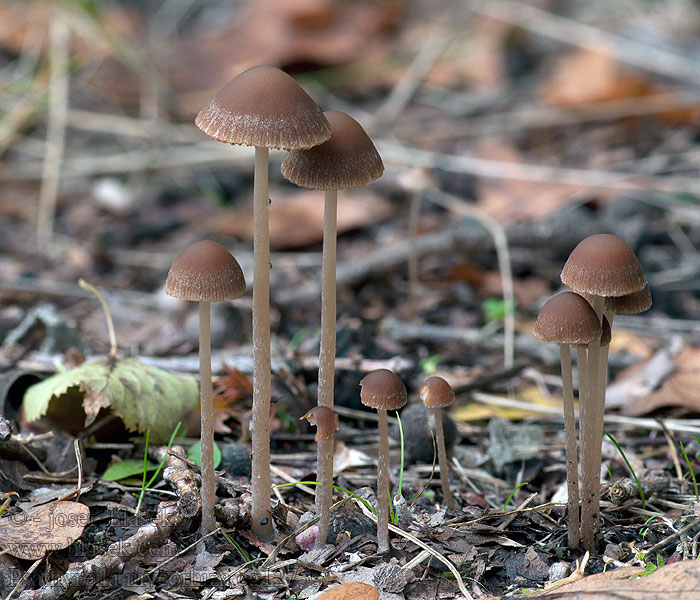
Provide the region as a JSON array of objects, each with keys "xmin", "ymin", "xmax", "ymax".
[
  {"xmin": 419, "ymin": 376, "xmax": 455, "ymax": 409},
  {"xmin": 300, "ymin": 406, "xmax": 340, "ymax": 442},
  {"xmin": 534, "ymin": 291, "xmax": 602, "ymax": 346},
  {"xmin": 561, "ymin": 234, "xmax": 647, "ymax": 297},
  {"xmin": 280, "ymin": 111, "xmax": 384, "ymax": 190},
  {"xmin": 165, "ymin": 240, "xmax": 246, "ymax": 302},
  {"xmin": 603, "ymin": 284, "xmax": 652, "ymax": 315},
  {"xmin": 359, "ymin": 369, "xmax": 407, "ymax": 411},
  {"xmin": 195, "ymin": 66, "xmax": 331, "ymax": 151}
]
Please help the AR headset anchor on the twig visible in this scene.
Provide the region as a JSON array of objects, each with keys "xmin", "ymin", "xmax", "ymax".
[
  {"xmin": 377, "ymin": 139, "xmax": 700, "ymax": 194},
  {"xmin": 356, "ymin": 501, "xmax": 474, "ymax": 600},
  {"xmin": 36, "ymin": 12, "xmax": 69, "ymax": 250},
  {"xmin": 371, "ymin": 29, "xmax": 450, "ymax": 132},
  {"xmin": 426, "ymin": 190, "xmax": 515, "ymax": 368},
  {"xmin": 470, "ymin": 0, "xmax": 700, "ymax": 84}
]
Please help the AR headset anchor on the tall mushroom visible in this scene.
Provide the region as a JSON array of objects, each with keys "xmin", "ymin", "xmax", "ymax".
[
  {"xmin": 281, "ymin": 110, "xmax": 383, "ymax": 539},
  {"xmin": 165, "ymin": 240, "xmax": 246, "ymax": 543},
  {"xmin": 534, "ymin": 291, "xmax": 601, "ymax": 549},
  {"xmin": 196, "ymin": 66, "xmax": 331, "ymax": 540},
  {"xmin": 299, "ymin": 405, "xmax": 340, "ymax": 547},
  {"xmin": 419, "ymin": 376, "xmax": 456, "ymax": 510},
  {"xmin": 359, "ymin": 369, "xmax": 407, "ymax": 553},
  {"xmin": 561, "ymin": 233, "xmax": 647, "ymax": 550}
]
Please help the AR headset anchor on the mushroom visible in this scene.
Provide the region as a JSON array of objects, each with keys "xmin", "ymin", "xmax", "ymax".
[
  {"xmin": 281, "ymin": 110, "xmax": 383, "ymax": 536},
  {"xmin": 165, "ymin": 240, "xmax": 246, "ymax": 543},
  {"xmin": 300, "ymin": 405, "xmax": 340, "ymax": 547},
  {"xmin": 195, "ymin": 66, "xmax": 331, "ymax": 540},
  {"xmin": 359, "ymin": 369, "xmax": 407, "ymax": 553},
  {"xmin": 534, "ymin": 291, "xmax": 601, "ymax": 549},
  {"xmin": 419, "ymin": 376, "xmax": 456, "ymax": 510},
  {"xmin": 561, "ymin": 234, "xmax": 647, "ymax": 550}
]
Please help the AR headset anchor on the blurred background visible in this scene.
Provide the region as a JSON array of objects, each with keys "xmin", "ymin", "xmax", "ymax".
[{"xmin": 2, "ymin": 0, "xmax": 700, "ymax": 404}]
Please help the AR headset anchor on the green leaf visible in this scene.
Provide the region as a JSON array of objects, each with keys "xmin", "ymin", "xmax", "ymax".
[
  {"xmin": 23, "ymin": 356, "xmax": 198, "ymax": 443},
  {"xmin": 188, "ymin": 439, "xmax": 222, "ymax": 469},
  {"xmin": 102, "ymin": 459, "xmax": 159, "ymax": 482}
]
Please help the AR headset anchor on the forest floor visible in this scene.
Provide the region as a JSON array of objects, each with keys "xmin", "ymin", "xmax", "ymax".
[{"xmin": 1, "ymin": 0, "xmax": 700, "ymax": 598}]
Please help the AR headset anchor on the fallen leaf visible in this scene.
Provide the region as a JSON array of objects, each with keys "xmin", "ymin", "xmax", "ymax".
[
  {"xmin": 23, "ymin": 356, "xmax": 198, "ymax": 443},
  {"xmin": 0, "ymin": 501, "xmax": 89, "ymax": 560},
  {"xmin": 211, "ymin": 188, "xmax": 392, "ymax": 249},
  {"xmin": 532, "ymin": 558, "xmax": 700, "ymax": 598},
  {"xmin": 315, "ymin": 581, "xmax": 379, "ymax": 600},
  {"xmin": 620, "ymin": 344, "xmax": 700, "ymax": 417},
  {"xmin": 188, "ymin": 439, "xmax": 222, "ymax": 469},
  {"xmin": 332, "ymin": 442, "xmax": 372, "ymax": 476}
]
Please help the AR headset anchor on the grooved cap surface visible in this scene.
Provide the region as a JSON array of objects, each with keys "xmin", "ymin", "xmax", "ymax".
[
  {"xmin": 281, "ymin": 111, "xmax": 384, "ymax": 190},
  {"xmin": 561, "ymin": 234, "xmax": 647, "ymax": 297},
  {"xmin": 419, "ymin": 376, "xmax": 455, "ymax": 408},
  {"xmin": 534, "ymin": 291, "xmax": 602, "ymax": 346},
  {"xmin": 359, "ymin": 369, "xmax": 407, "ymax": 411},
  {"xmin": 195, "ymin": 66, "xmax": 331, "ymax": 150},
  {"xmin": 165, "ymin": 241, "xmax": 245, "ymax": 302},
  {"xmin": 300, "ymin": 406, "xmax": 340, "ymax": 442}
]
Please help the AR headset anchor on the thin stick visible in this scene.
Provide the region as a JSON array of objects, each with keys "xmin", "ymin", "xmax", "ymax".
[
  {"xmin": 36, "ymin": 14, "xmax": 69, "ymax": 250},
  {"xmin": 198, "ymin": 301, "xmax": 216, "ymax": 545},
  {"xmin": 376, "ymin": 408, "xmax": 391, "ymax": 553},
  {"xmin": 433, "ymin": 407, "xmax": 454, "ymax": 510},
  {"xmin": 560, "ymin": 344, "xmax": 579, "ymax": 549},
  {"xmin": 315, "ymin": 438, "xmax": 334, "ymax": 548},
  {"xmin": 251, "ymin": 146, "xmax": 274, "ymax": 541}
]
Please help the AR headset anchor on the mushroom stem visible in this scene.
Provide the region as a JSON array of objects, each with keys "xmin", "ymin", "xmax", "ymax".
[
  {"xmin": 315, "ymin": 438, "xmax": 334, "ymax": 547},
  {"xmin": 376, "ymin": 408, "xmax": 391, "ymax": 553},
  {"xmin": 251, "ymin": 146, "xmax": 274, "ymax": 541},
  {"xmin": 580, "ymin": 295, "xmax": 604, "ymax": 550},
  {"xmin": 199, "ymin": 300, "xmax": 216, "ymax": 543},
  {"xmin": 433, "ymin": 407, "xmax": 454, "ymax": 510},
  {"xmin": 559, "ymin": 343, "xmax": 579, "ymax": 549},
  {"xmin": 318, "ymin": 189, "xmax": 338, "ymax": 410}
]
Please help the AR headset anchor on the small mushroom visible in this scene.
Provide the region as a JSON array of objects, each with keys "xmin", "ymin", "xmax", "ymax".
[
  {"xmin": 359, "ymin": 369, "xmax": 407, "ymax": 553},
  {"xmin": 196, "ymin": 66, "xmax": 331, "ymax": 540},
  {"xmin": 300, "ymin": 406, "xmax": 340, "ymax": 547},
  {"xmin": 534, "ymin": 291, "xmax": 601, "ymax": 549},
  {"xmin": 165, "ymin": 241, "xmax": 245, "ymax": 544},
  {"xmin": 419, "ymin": 376, "xmax": 456, "ymax": 510},
  {"xmin": 561, "ymin": 234, "xmax": 647, "ymax": 550}
]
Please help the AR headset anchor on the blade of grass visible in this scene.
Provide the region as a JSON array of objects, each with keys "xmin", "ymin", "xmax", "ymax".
[{"xmin": 604, "ymin": 430, "xmax": 645, "ymax": 509}]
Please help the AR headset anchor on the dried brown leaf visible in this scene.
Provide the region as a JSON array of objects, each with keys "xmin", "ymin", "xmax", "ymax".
[
  {"xmin": 0, "ymin": 501, "xmax": 89, "ymax": 560},
  {"xmin": 316, "ymin": 582, "xmax": 379, "ymax": 600}
]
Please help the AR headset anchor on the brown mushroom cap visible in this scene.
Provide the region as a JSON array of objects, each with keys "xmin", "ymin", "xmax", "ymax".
[
  {"xmin": 419, "ymin": 376, "xmax": 455, "ymax": 409},
  {"xmin": 195, "ymin": 66, "xmax": 331, "ymax": 151},
  {"xmin": 604, "ymin": 284, "xmax": 652, "ymax": 315},
  {"xmin": 534, "ymin": 291, "xmax": 602, "ymax": 346},
  {"xmin": 280, "ymin": 111, "xmax": 384, "ymax": 190},
  {"xmin": 165, "ymin": 240, "xmax": 246, "ymax": 302},
  {"xmin": 360, "ymin": 369, "xmax": 407, "ymax": 411},
  {"xmin": 300, "ymin": 406, "xmax": 340, "ymax": 442},
  {"xmin": 561, "ymin": 234, "xmax": 647, "ymax": 297}
]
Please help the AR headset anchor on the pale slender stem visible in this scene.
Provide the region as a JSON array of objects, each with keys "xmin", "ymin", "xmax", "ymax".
[
  {"xmin": 560, "ymin": 344, "xmax": 579, "ymax": 549},
  {"xmin": 377, "ymin": 409, "xmax": 391, "ymax": 552},
  {"xmin": 318, "ymin": 190, "xmax": 338, "ymax": 410},
  {"xmin": 199, "ymin": 301, "xmax": 216, "ymax": 543},
  {"xmin": 315, "ymin": 190, "xmax": 338, "ymax": 548},
  {"xmin": 433, "ymin": 407, "xmax": 454, "ymax": 510},
  {"xmin": 580, "ymin": 295, "xmax": 604, "ymax": 551},
  {"xmin": 251, "ymin": 146, "xmax": 273, "ymax": 541},
  {"xmin": 315, "ymin": 438, "xmax": 334, "ymax": 548},
  {"xmin": 577, "ymin": 344, "xmax": 594, "ymax": 550}
]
